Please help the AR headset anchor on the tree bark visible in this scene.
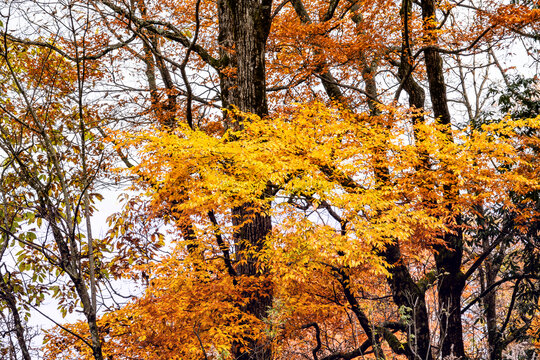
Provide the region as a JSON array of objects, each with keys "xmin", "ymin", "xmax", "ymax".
[
  {"xmin": 219, "ymin": 0, "xmax": 272, "ymax": 119},
  {"xmin": 421, "ymin": 0, "xmax": 466, "ymax": 358},
  {"xmin": 383, "ymin": 243, "xmax": 433, "ymax": 360},
  {"xmin": 218, "ymin": 1, "xmax": 273, "ymax": 359},
  {"xmin": 0, "ymin": 276, "xmax": 32, "ymax": 360},
  {"xmin": 45, "ymin": 207, "xmax": 104, "ymax": 360}
]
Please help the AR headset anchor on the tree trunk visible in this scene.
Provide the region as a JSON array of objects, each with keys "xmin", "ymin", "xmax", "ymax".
[
  {"xmin": 384, "ymin": 243, "xmax": 433, "ymax": 360},
  {"xmin": 479, "ymin": 227, "xmax": 504, "ymax": 360},
  {"xmin": 218, "ymin": 1, "xmax": 273, "ymax": 359},
  {"xmin": 434, "ymin": 250, "xmax": 466, "ymax": 359},
  {"xmin": 218, "ymin": 0, "xmax": 271, "ymax": 119},
  {"xmin": 380, "ymin": 4, "xmax": 432, "ymax": 357},
  {"xmin": 484, "ymin": 266, "xmax": 502, "ymax": 360},
  {"xmin": 47, "ymin": 211, "xmax": 104, "ymax": 360},
  {"xmin": 73, "ymin": 277, "xmax": 103, "ymax": 360},
  {"xmin": 420, "ymin": 0, "xmax": 467, "ymax": 357},
  {"xmin": 0, "ymin": 276, "xmax": 32, "ymax": 360}
]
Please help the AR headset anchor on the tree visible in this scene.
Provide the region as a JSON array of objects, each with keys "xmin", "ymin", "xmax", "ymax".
[{"xmin": 0, "ymin": 3, "xmax": 120, "ymax": 359}]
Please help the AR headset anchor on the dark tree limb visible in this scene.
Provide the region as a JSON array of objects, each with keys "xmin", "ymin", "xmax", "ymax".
[
  {"xmin": 208, "ymin": 211, "xmax": 237, "ymax": 279},
  {"xmin": 179, "ymin": 0, "xmax": 202, "ymax": 130},
  {"xmin": 461, "ymin": 274, "xmax": 540, "ymax": 314},
  {"xmin": 99, "ymin": 0, "xmax": 221, "ymax": 68},
  {"xmin": 301, "ymin": 322, "xmax": 322, "ymax": 360}
]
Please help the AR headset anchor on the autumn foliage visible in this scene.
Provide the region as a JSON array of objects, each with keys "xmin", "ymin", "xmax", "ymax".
[{"xmin": 0, "ymin": 0, "xmax": 539, "ymax": 360}]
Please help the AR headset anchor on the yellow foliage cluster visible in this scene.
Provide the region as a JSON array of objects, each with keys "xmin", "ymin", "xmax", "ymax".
[{"xmin": 44, "ymin": 102, "xmax": 540, "ymax": 359}]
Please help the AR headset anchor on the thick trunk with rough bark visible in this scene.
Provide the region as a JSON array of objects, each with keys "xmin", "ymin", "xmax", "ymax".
[
  {"xmin": 231, "ymin": 204, "xmax": 273, "ymax": 360},
  {"xmin": 384, "ymin": 243, "xmax": 433, "ymax": 360},
  {"xmin": 372, "ymin": 3, "xmax": 433, "ymax": 359},
  {"xmin": 434, "ymin": 249, "xmax": 465, "ymax": 359},
  {"xmin": 219, "ymin": 0, "xmax": 271, "ymax": 118},
  {"xmin": 421, "ymin": 0, "xmax": 467, "ymax": 357},
  {"xmin": 218, "ymin": 1, "xmax": 273, "ymax": 359}
]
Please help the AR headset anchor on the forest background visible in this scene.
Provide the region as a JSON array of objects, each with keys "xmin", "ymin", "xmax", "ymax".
[{"xmin": 0, "ymin": 0, "xmax": 539, "ymax": 359}]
